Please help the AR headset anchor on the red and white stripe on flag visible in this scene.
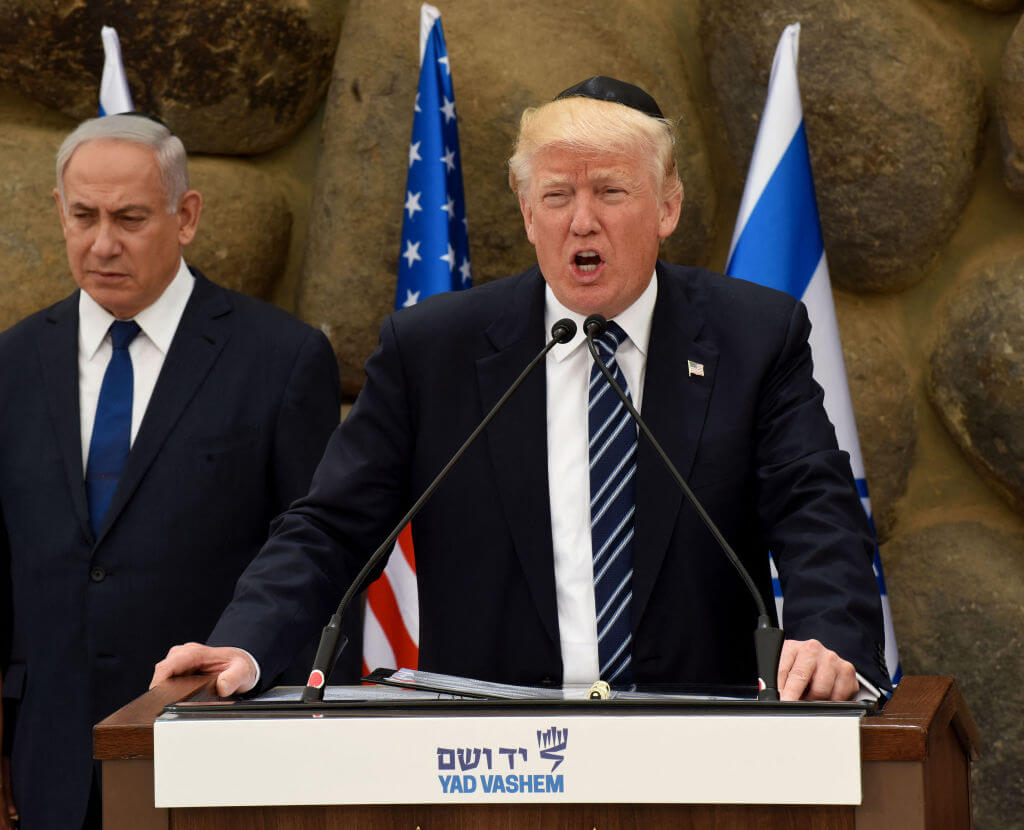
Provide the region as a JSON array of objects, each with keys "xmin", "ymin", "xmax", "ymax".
[{"xmin": 362, "ymin": 524, "xmax": 420, "ymax": 674}]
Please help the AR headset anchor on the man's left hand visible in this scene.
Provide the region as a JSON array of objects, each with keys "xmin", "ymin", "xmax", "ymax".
[{"xmin": 777, "ymin": 638, "xmax": 858, "ymax": 701}]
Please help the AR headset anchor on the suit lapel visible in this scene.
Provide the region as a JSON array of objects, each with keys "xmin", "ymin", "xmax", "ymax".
[
  {"xmin": 95, "ymin": 273, "xmax": 233, "ymax": 545},
  {"xmin": 476, "ymin": 269, "xmax": 560, "ymax": 647},
  {"xmin": 37, "ymin": 293, "xmax": 94, "ymax": 543},
  {"xmin": 631, "ymin": 263, "xmax": 720, "ymax": 629}
]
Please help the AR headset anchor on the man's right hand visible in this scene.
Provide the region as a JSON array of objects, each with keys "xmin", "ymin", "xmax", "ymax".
[
  {"xmin": 150, "ymin": 643, "xmax": 258, "ymax": 698},
  {"xmin": 1, "ymin": 755, "xmax": 16, "ymax": 830}
]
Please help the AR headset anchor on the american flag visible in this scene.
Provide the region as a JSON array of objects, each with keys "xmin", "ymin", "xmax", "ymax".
[{"xmin": 362, "ymin": 3, "xmax": 471, "ymax": 675}]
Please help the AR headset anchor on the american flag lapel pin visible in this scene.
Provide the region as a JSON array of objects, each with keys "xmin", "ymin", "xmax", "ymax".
[{"xmin": 687, "ymin": 360, "xmax": 705, "ymax": 378}]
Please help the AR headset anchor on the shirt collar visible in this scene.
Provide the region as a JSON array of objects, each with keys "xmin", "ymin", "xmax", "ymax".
[
  {"xmin": 544, "ymin": 270, "xmax": 658, "ymax": 363},
  {"xmin": 78, "ymin": 259, "xmax": 196, "ymax": 358}
]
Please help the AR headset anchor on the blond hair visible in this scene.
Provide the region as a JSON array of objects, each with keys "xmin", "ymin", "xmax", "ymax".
[{"xmin": 508, "ymin": 96, "xmax": 682, "ymax": 203}]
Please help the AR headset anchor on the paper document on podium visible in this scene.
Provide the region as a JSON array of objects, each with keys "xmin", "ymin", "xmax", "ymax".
[
  {"xmin": 248, "ymin": 683, "xmax": 461, "ymax": 704},
  {"xmin": 363, "ymin": 667, "xmax": 755, "ymax": 701}
]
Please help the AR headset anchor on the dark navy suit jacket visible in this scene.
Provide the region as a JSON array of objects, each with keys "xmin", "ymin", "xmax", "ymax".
[
  {"xmin": 0, "ymin": 270, "xmax": 342, "ymax": 828},
  {"xmin": 211, "ymin": 262, "xmax": 888, "ymax": 695}
]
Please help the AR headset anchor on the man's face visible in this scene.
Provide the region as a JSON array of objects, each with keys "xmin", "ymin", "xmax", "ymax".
[
  {"xmin": 54, "ymin": 139, "xmax": 201, "ymax": 319},
  {"xmin": 519, "ymin": 144, "xmax": 681, "ymax": 318}
]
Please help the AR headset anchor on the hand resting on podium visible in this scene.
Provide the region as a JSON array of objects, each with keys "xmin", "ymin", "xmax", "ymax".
[
  {"xmin": 149, "ymin": 637, "xmax": 859, "ymax": 702},
  {"xmin": 777, "ymin": 638, "xmax": 859, "ymax": 702},
  {"xmin": 151, "ymin": 642, "xmax": 260, "ymax": 697}
]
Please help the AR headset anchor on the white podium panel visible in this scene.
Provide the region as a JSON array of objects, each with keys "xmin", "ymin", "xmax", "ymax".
[{"xmin": 154, "ymin": 708, "xmax": 862, "ymax": 807}]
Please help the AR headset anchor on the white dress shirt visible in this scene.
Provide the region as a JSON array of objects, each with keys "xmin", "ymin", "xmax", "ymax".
[
  {"xmin": 78, "ymin": 259, "xmax": 195, "ymax": 469},
  {"xmin": 544, "ymin": 272, "xmax": 658, "ymax": 684}
]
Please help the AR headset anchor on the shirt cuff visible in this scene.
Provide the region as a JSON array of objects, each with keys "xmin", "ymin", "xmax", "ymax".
[
  {"xmin": 854, "ymin": 671, "xmax": 884, "ymax": 702},
  {"xmin": 237, "ymin": 647, "xmax": 261, "ymax": 692}
]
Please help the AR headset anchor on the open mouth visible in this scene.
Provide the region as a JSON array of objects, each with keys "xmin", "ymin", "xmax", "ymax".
[{"xmin": 574, "ymin": 250, "xmax": 603, "ymax": 274}]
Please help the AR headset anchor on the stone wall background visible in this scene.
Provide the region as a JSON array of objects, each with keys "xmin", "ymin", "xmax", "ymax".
[{"xmin": 1, "ymin": 0, "xmax": 1021, "ymax": 824}]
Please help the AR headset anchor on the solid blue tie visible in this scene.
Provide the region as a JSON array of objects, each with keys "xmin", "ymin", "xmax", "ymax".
[
  {"xmin": 86, "ymin": 320, "xmax": 141, "ymax": 535},
  {"xmin": 588, "ymin": 321, "xmax": 636, "ymax": 684}
]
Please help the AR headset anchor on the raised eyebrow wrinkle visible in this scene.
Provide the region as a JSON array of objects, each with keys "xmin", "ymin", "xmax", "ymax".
[{"xmin": 537, "ymin": 175, "xmax": 570, "ymax": 190}]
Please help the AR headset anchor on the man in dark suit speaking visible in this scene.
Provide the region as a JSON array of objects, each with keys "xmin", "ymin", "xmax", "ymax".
[
  {"xmin": 153, "ymin": 79, "xmax": 889, "ymax": 706},
  {"xmin": 0, "ymin": 114, "xmax": 342, "ymax": 828}
]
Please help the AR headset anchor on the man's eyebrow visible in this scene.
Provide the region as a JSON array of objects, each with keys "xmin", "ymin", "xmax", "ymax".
[
  {"xmin": 537, "ymin": 175, "xmax": 571, "ymax": 189},
  {"xmin": 67, "ymin": 202, "xmax": 154, "ymax": 215},
  {"xmin": 589, "ymin": 167, "xmax": 639, "ymax": 183}
]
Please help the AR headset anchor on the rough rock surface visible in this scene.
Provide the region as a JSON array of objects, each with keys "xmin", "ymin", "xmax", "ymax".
[
  {"xmin": 0, "ymin": 0, "xmax": 345, "ymax": 155},
  {"xmin": 300, "ymin": 0, "xmax": 718, "ymax": 396},
  {"xmin": 998, "ymin": 13, "xmax": 1024, "ymax": 197},
  {"xmin": 0, "ymin": 122, "xmax": 292, "ymax": 330},
  {"xmin": 701, "ymin": 0, "xmax": 985, "ymax": 293},
  {"xmin": 966, "ymin": 0, "xmax": 1023, "ymax": 11},
  {"xmin": 884, "ymin": 522, "xmax": 1024, "ymax": 827},
  {"xmin": 836, "ymin": 296, "xmax": 916, "ymax": 541},
  {"xmin": 187, "ymin": 156, "xmax": 292, "ymax": 299},
  {"xmin": 0, "ymin": 123, "xmax": 71, "ymax": 331},
  {"xmin": 928, "ymin": 254, "xmax": 1024, "ymax": 513}
]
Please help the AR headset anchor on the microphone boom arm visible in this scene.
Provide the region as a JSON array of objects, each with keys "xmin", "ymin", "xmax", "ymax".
[
  {"xmin": 300, "ymin": 318, "xmax": 577, "ymax": 703},
  {"xmin": 584, "ymin": 315, "xmax": 784, "ymax": 701}
]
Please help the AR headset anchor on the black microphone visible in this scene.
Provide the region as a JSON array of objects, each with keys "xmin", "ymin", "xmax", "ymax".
[
  {"xmin": 583, "ymin": 313, "xmax": 785, "ymax": 702},
  {"xmin": 301, "ymin": 317, "xmax": 578, "ymax": 703}
]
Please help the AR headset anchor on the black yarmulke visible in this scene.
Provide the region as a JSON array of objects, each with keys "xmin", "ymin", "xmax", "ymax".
[{"xmin": 554, "ymin": 76, "xmax": 664, "ymax": 119}]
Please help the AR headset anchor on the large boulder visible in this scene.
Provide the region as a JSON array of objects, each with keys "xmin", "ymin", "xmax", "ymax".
[
  {"xmin": 835, "ymin": 293, "xmax": 916, "ymax": 541},
  {"xmin": 998, "ymin": 13, "xmax": 1024, "ymax": 197},
  {"xmin": 884, "ymin": 522, "xmax": 1024, "ymax": 827},
  {"xmin": 0, "ymin": 121, "xmax": 292, "ymax": 331},
  {"xmin": 701, "ymin": 0, "xmax": 985, "ymax": 293},
  {"xmin": 0, "ymin": 0, "xmax": 345, "ymax": 154},
  {"xmin": 187, "ymin": 156, "xmax": 292, "ymax": 299},
  {"xmin": 300, "ymin": 0, "xmax": 717, "ymax": 395},
  {"xmin": 928, "ymin": 252, "xmax": 1024, "ymax": 513}
]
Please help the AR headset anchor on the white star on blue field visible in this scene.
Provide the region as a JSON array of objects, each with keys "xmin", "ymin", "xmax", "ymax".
[{"xmin": 395, "ymin": 16, "xmax": 471, "ymax": 309}]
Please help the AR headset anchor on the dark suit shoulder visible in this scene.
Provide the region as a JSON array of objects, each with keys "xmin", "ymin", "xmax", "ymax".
[
  {"xmin": 658, "ymin": 261, "xmax": 798, "ymax": 319},
  {"xmin": 189, "ymin": 269, "xmax": 327, "ymax": 349},
  {"xmin": 388, "ymin": 268, "xmax": 537, "ymax": 339},
  {"xmin": 0, "ymin": 292, "xmax": 77, "ymax": 353}
]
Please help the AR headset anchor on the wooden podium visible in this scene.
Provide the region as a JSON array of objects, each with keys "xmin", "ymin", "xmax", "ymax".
[{"xmin": 95, "ymin": 675, "xmax": 979, "ymax": 829}]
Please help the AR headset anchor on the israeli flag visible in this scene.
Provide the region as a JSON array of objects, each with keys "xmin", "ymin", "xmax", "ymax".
[
  {"xmin": 726, "ymin": 23, "xmax": 901, "ymax": 686},
  {"xmin": 99, "ymin": 26, "xmax": 133, "ymax": 116}
]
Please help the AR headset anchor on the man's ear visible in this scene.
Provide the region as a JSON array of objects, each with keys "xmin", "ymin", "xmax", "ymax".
[
  {"xmin": 53, "ymin": 188, "xmax": 69, "ymax": 237},
  {"xmin": 176, "ymin": 190, "xmax": 203, "ymax": 246},
  {"xmin": 658, "ymin": 188, "xmax": 683, "ymax": 240},
  {"xmin": 520, "ymin": 195, "xmax": 536, "ymax": 245}
]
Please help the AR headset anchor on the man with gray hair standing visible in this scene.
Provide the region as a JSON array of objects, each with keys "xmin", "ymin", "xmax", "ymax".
[{"xmin": 0, "ymin": 114, "xmax": 343, "ymax": 828}]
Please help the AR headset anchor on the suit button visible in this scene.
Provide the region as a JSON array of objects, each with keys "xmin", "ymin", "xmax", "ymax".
[{"xmin": 90, "ymin": 567, "xmax": 106, "ymax": 582}]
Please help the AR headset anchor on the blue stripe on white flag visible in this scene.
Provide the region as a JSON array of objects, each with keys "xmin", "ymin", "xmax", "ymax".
[
  {"xmin": 726, "ymin": 23, "xmax": 901, "ymax": 688},
  {"xmin": 725, "ymin": 123, "xmax": 822, "ymax": 298}
]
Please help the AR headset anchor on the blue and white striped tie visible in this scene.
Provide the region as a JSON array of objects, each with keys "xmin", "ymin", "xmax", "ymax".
[{"xmin": 588, "ymin": 321, "xmax": 635, "ymax": 684}]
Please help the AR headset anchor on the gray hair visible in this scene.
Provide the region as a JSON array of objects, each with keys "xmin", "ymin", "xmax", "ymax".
[{"xmin": 56, "ymin": 115, "xmax": 189, "ymax": 213}]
